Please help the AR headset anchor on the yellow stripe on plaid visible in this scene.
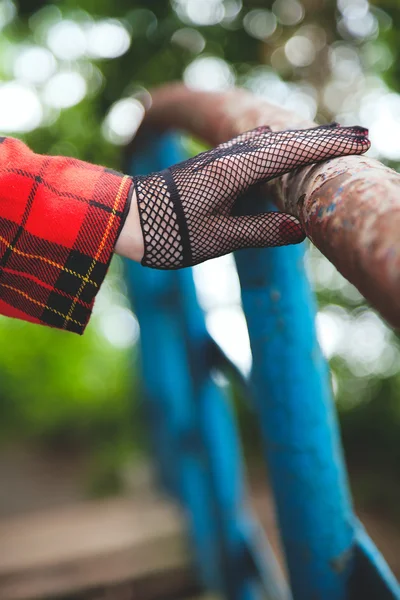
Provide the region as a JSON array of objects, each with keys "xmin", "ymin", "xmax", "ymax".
[
  {"xmin": 0, "ymin": 282, "xmax": 85, "ymax": 327},
  {"xmin": 62, "ymin": 175, "xmax": 130, "ymax": 329},
  {"xmin": 0, "ymin": 234, "xmax": 99, "ymax": 288}
]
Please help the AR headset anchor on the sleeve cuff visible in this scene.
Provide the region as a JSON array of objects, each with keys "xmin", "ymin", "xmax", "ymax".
[{"xmin": 0, "ymin": 137, "xmax": 134, "ymax": 334}]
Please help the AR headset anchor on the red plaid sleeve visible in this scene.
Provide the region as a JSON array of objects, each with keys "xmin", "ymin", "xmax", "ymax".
[{"xmin": 0, "ymin": 137, "xmax": 133, "ymax": 334}]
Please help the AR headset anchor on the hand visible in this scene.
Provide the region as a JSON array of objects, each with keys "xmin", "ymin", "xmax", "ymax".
[{"xmin": 116, "ymin": 123, "xmax": 370, "ymax": 269}]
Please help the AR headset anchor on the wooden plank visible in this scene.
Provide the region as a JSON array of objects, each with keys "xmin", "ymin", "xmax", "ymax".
[{"xmin": 0, "ymin": 496, "xmax": 192, "ymax": 600}]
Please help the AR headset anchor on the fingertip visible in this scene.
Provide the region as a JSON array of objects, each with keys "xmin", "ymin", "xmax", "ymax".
[
  {"xmin": 352, "ymin": 135, "xmax": 371, "ymax": 150},
  {"xmin": 355, "ymin": 134, "xmax": 370, "ymax": 143},
  {"xmin": 254, "ymin": 125, "xmax": 272, "ymax": 133},
  {"xmin": 279, "ymin": 215, "xmax": 306, "ymax": 244},
  {"xmin": 351, "ymin": 125, "xmax": 369, "ymax": 135}
]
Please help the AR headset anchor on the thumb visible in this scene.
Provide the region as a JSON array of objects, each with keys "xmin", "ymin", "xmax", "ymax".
[{"xmin": 222, "ymin": 212, "xmax": 305, "ymax": 252}]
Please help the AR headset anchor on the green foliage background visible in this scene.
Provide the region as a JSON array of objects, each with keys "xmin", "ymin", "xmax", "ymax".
[{"xmin": 0, "ymin": 0, "xmax": 399, "ymax": 500}]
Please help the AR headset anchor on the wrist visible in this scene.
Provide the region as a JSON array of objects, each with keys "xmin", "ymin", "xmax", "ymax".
[{"xmin": 115, "ymin": 185, "xmax": 144, "ymax": 262}]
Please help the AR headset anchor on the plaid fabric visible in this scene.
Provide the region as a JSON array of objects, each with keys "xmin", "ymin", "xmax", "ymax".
[{"xmin": 0, "ymin": 137, "xmax": 133, "ymax": 334}]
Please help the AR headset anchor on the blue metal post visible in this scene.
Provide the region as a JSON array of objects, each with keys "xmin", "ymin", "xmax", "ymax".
[
  {"xmin": 125, "ymin": 133, "xmax": 290, "ymax": 600},
  {"xmin": 177, "ymin": 266, "xmax": 290, "ymax": 600},
  {"xmin": 235, "ymin": 221, "xmax": 400, "ymax": 599}
]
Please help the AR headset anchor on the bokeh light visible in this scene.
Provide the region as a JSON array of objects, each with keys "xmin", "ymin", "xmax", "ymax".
[
  {"xmin": 285, "ymin": 35, "xmax": 316, "ymax": 67},
  {"xmin": 47, "ymin": 20, "xmax": 86, "ymax": 60},
  {"xmin": 184, "ymin": 56, "xmax": 235, "ymax": 91},
  {"xmin": 14, "ymin": 45, "xmax": 56, "ymax": 85},
  {"xmin": 243, "ymin": 10, "xmax": 277, "ymax": 41},
  {"xmin": 103, "ymin": 97, "xmax": 145, "ymax": 145},
  {"xmin": 43, "ymin": 71, "xmax": 87, "ymax": 109},
  {"xmin": 86, "ymin": 20, "xmax": 131, "ymax": 59},
  {"xmin": 172, "ymin": 0, "xmax": 225, "ymax": 26},
  {"xmin": 272, "ymin": 0, "xmax": 304, "ymax": 26},
  {"xmin": 0, "ymin": 82, "xmax": 42, "ymax": 132},
  {"xmin": 171, "ymin": 27, "xmax": 206, "ymax": 54},
  {"xmin": 98, "ymin": 307, "xmax": 140, "ymax": 349}
]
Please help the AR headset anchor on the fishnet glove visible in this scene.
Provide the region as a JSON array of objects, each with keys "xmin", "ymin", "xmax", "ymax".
[{"xmin": 133, "ymin": 123, "xmax": 370, "ymax": 269}]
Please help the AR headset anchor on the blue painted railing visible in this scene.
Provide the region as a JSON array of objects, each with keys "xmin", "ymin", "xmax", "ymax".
[{"xmin": 125, "ymin": 132, "xmax": 400, "ymax": 600}]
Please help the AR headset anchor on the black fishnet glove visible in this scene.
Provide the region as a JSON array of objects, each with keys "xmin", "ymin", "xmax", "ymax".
[{"xmin": 133, "ymin": 123, "xmax": 370, "ymax": 269}]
